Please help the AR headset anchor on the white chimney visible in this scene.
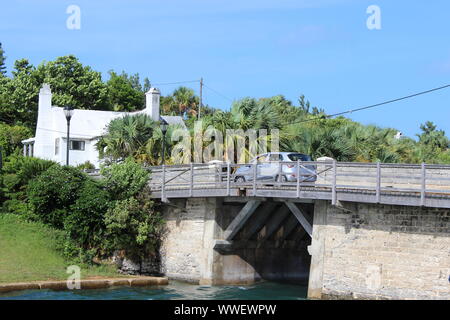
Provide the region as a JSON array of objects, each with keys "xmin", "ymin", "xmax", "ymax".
[
  {"xmin": 39, "ymin": 83, "xmax": 52, "ymax": 111},
  {"xmin": 145, "ymin": 87, "xmax": 161, "ymax": 121}
]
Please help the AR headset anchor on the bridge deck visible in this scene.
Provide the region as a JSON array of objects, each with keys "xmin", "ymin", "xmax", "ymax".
[{"xmin": 147, "ymin": 161, "xmax": 450, "ymax": 208}]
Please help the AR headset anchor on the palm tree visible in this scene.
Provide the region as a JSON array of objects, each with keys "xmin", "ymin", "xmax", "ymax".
[
  {"xmin": 96, "ymin": 114, "xmax": 157, "ymax": 164},
  {"xmin": 161, "ymin": 87, "xmax": 199, "ymax": 118}
]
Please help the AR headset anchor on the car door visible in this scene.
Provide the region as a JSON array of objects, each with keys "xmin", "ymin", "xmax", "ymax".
[
  {"xmin": 245, "ymin": 154, "xmax": 268, "ymax": 181},
  {"xmin": 255, "ymin": 154, "xmax": 270, "ymax": 180},
  {"xmin": 267, "ymin": 153, "xmax": 282, "ymax": 179}
]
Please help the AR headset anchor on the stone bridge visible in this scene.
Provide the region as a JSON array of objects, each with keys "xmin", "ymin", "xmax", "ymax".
[{"xmin": 147, "ymin": 161, "xmax": 450, "ymax": 300}]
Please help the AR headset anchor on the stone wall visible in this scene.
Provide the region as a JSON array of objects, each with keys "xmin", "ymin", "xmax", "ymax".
[
  {"xmin": 310, "ymin": 200, "xmax": 450, "ymax": 300},
  {"xmin": 159, "ymin": 198, "xmax": 219, "ymax": 282}
]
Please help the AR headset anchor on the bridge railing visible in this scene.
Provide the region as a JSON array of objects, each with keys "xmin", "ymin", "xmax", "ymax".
[{"xmin": 148, "ymin": 161, "xmax": 450, "ymax": 205}]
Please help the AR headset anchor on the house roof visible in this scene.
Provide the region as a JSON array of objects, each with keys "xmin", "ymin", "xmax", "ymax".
[
  {"xmin": 21, "ymin": 137, "xmax": 36, "ymax": 144},
  {"xmin": 35, "ymin": 107, "xmax": 186, "ymax": 141},
  {"xmin": 52, "ymin": 107, "xmax": 128, "ymax": 139},
  {"xmin": 161, "ymin": 115, "xmax": 186, "ymax": 127}
]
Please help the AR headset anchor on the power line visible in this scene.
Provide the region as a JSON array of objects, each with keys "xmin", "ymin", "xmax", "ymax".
[
  {"xmin": 203, "ymin": 83, "xmax": 234, "ymax": 103},
  {"xmin": 284, "ymin": 84, "xmax": 450, "ymax": 126}
]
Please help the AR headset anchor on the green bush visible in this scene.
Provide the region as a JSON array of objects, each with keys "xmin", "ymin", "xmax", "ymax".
[
  {"xmin": 104, "ymin": 195, "xmax": 162, "ymax": 260},
  {"xmin": 64, "ymin": 180, "xmax": 110, "ymax": 252},
  {"xmin": 1, "ymin": 155, "xmax": 56, "ymax": 214},
  {"xmin": 76, "ymin": 161, "xmax": 96, "ymax": 170},
  {"xmin": 100, "ymin": 157, "xmax": 149, "ymax": 200},
  {"xmin": 27, "ymin": 165, "xmax": 87, "ymax": 228}
]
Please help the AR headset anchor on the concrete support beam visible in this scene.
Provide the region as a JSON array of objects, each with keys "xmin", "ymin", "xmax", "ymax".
[
  {"xmin": 274, "ymin": 198, "xmax": 314, "ymax": 204},
  {"xmin": 258, "ymin": 205, "xmax": 290, "ymax": 244},
  {"xmin": 285, "ymin": 202, "xmax": 312, "ymax": 237},
  {"xmin": 224, "ymin": 200, "xmax": 261, "ymax": 241},
  {"xmin": 277, "ymin": 215, "xmax": 300, "ymax": 244},
  {"xmin": 223, "ymin": 197, "xmax": 267, "ymax": 203},
  {"xmin": 307, "ymin": 200, "xmax": 327, "ymax": 300},
  {"xmin": 214, "ymin": 239, "xmax": 300, "ymax": 253},
  {"xmin": 240, "ymin": 202, "xmax": 277, "ymax": 241}
]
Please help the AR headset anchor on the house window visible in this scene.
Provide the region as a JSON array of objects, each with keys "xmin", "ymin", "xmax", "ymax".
[
  {"xmin": 70, "ymin": 140, "xmax": 85, "ymax": 151},
  {"xmin": 55, "ymin": 138, "xmax": 60, "ymax": 155}
]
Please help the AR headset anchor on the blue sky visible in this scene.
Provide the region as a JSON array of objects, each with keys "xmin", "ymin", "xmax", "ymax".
[{"xmin": 1, "ymin": 0, "xmax": 450, "ymax": 138}]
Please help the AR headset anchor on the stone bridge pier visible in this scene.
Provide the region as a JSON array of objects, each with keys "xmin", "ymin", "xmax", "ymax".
[{"xmin": 159, "ymin": 197, "xmax": 450, "ymax": 300}]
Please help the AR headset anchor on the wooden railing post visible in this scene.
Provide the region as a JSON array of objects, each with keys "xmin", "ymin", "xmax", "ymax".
[
  {"xmin": 227, "ymin": 162, "xmax": 231, "ymax": 196},
  {"xmin": 278, "ymin": 161, "xmax": 282, "ymax": 184},
  {"xmin": 253, "ymin": 163, "xmax": 257, "ymax": 196},
  {"xmin": 421, "ymin": 162, "xmax": 426, "ymax": 206},
  {"xmin": 162, "ymin": 164, "xmax": 166, "ymax": 202},
  {"xmin": 189, "ymin": 162, "xmax": 194, "ymax": 197},
  {"xmin": 296, "ymin": 160, "xmax": 301, "ymax": 198},
  {"xmin": 332, "ymin": 160, "xmax": 337, "ymax": 206},
  {"xmin": 376, "ymin": 162, "xmax": 381, "ymax": 203}
]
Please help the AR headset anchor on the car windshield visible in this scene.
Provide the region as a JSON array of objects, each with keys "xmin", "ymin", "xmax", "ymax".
[{"xmin": 287, "ymin": 153, "xmax": 312, "ymax": 161}]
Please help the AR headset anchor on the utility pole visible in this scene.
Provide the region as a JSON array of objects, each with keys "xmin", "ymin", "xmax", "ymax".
[{"xmin": 198, "ymin": 77, "xmax": 203, "ymax": 120}]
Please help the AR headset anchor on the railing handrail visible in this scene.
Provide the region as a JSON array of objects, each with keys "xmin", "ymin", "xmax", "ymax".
[{"xmin": 147, "ymin": 161, "xmax": 450, "ymax": 207}]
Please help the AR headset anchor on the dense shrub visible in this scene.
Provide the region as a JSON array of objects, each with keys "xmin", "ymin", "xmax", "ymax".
[
  {"xmin": 27, "ymin": 165, "xmax": 87, "ymax": 228},
  {"xmin": 100, "ymin": 157, "xmax": 149, "ymax": 200},
  {"xmin": 1, "ymin": 155, "xmax": 56, "ymax": 214},
  {"xmin": 76, "ymin": 161, "xmax": 96, "ymax": 170},
  {"xmin": 2, "ymin": 155, "xmax": 161, "ymax": 267},
  {"xmin": 64, "ymin": 180, "xmax": 110, "ymax": 252},
  {"xmin": 104, "ymin": 195, "xmax": 162, "ymax": 259},
  {"xmin": 99, "ymin": 157, "xmax": 162, "ymax": 260}
]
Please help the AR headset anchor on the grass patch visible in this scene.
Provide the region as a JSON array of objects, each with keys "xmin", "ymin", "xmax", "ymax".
[{"xmin": 0, "ymin": 214, "xmax": 120, "ymax": 284}]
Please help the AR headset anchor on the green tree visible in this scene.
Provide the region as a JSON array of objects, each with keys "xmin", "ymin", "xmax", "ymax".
[
  {"xmin": 0, "ymin": 59, "xmax": 41, "ymax": 127},
  {"xmin": 101, "ymin": 159, "xmax": 162, "ymax": 260},
  {"xmin": 36, "ymin": 55, "xmax": 109, "ymax": 111},
  {"xmin": 97, "ymin": 114, "xmax": 158, "ymax": 164},
  {"xmin": 106, "ymin": 71, "xmax": 145, "ymax": 111},
  {"xmin": 0, "ymin": 42, "xmax": 6, "ymax": 76},
  {"xmin": 104, "ymin": 196, "xmax": 162, "ymax": 260},
  {"xmin": 27, "ymin": 165, "xmax": 87, "ymax": 228},
  {"xmin": 100, "ymin": 157, "xmax": 149, "ymax": 201},
  {"xmin": 143, "ymin": 77, "xmax": 151, "ymax": 92},
  {"xmin": 0, "ymin": 123, "xmax": 32, "ymax": 157},
  {"xmin": 417, "ymin": 121, "xmax": 449, "ymax": 151},
  {"xmin": 161, "ymin": 86, "xmax": 199, "ymax": 118},
  {"xmin": 0, "ymin": 55, "xmax": 111, "ymax": 129},
  {"xmin": 65, "ymin": 180, "xmax": 110, "ymax": 251},
  {"xmin": 1, "ymin": 155, "xmax": 56, "ymax": 214}
]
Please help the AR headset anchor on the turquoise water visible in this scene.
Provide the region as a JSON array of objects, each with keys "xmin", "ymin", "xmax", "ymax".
[{"xmin": 0, "ymin": 281, "xmax": 307, "ymax": 300}]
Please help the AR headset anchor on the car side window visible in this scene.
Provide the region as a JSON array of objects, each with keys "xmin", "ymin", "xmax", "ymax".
[{"xmin": 269, "ymin": 154, "xmax": 281, "ymax": 162}]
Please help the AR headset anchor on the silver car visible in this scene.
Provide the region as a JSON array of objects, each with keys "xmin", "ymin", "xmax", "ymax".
[{"xmin": 234, "ymin": 152, "xmax": 317, "ymax": 183}]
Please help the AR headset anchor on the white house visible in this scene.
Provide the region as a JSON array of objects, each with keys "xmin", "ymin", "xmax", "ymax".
[{"xmin": 22, "ymin": 84, "xmax": 185, "ymax": 168}]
